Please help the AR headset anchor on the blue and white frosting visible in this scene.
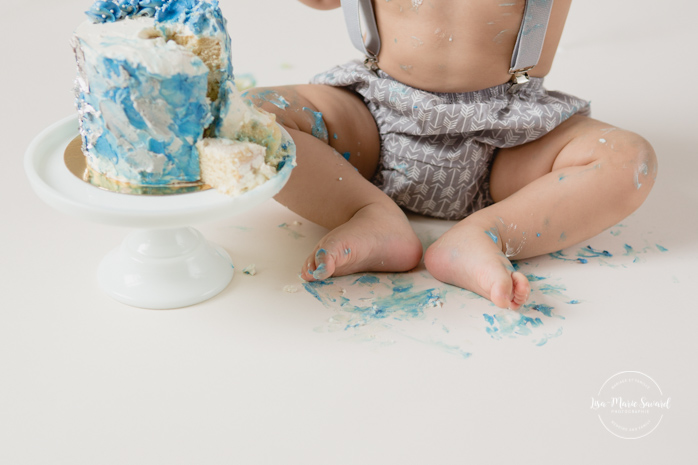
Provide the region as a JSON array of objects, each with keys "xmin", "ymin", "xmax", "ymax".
[
  {"xmin": 74, "ymin": 0, "xmax": 234, "ymax": 186},
  {"xmin": 85, "ymin": 0, "xmax": 224, "ymax": 28},
  {"xmin": 86, "ymin": 0, "xmax": 167, "ymax": 23},
  {"xmin": 155, "ymin": 0, "xmax": 224, "ymax": 35},
  {"xmin": 84, "ymin": 0, "xmax": 233, "ymax": 102}
]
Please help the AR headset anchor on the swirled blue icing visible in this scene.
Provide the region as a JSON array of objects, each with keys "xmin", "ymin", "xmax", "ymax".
[
  {"xmin": 153, "ymin": 1, "xmax": 230, "ymax": 55},
  {"xmin": 86, "ymin": 0, "xmax": 166, "ymax": 23},
  {"xmin": 117, "ymin": 0, "xmax": 139, "ymax": 15},
  {"xmin": 86, "ymin": 1, "xmax": 122, "ymax": 23},
  {"xmin": 155, "ymin": 0, "xmax": 222, "ymax": 34},
  {"xmin": 76, "ymin": 53, "xmax": 212, "ymax": 184},
  {"xmin": 136, "ymin": 0, "xmax": 166, "ymax": 17}
]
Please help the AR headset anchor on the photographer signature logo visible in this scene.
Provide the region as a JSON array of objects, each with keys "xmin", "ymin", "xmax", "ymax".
[{"xmin": 591, "ymin": 371, "xmax": 671, "ymax": 439}]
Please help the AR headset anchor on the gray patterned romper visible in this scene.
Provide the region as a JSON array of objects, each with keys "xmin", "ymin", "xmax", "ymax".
[{"xmin": 311, "ymin": 0, "xmax": 590, "ymax": 220}]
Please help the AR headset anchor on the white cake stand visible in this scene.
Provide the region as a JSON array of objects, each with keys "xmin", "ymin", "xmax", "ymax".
[{"xmin": 25, "ymin": 116, "xmax": 296, "ymax": 310}]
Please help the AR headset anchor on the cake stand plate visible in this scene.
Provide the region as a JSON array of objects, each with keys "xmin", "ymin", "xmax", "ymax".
[{"xmin": 25, "ymin": 116, "xmax": 296, "ymax": 309}]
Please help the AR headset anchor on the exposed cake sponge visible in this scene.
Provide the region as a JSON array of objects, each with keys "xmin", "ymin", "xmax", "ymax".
[
  {"xmin": 197, "ymin": 138, "xmax": 275, "ymax": 196},
  {"xmin": 216, "ymin": 81, "xmax": 283, "ymax": 165}
]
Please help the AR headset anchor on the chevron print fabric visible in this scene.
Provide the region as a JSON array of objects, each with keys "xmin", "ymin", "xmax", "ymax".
[{"xmin": 311, "ymin": 60, "xmax": 591, "ymax": 220}]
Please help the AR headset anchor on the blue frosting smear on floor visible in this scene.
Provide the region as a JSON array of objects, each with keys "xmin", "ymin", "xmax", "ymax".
[{"xmin": 303, "ymin": 223, "xmax": 670, "ymax": 359}]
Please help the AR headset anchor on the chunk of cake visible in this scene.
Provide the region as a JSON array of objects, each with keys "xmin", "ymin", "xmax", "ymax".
[{"xmin": 197, "ymin": 138, "xmax": 276, "ymax": 196}]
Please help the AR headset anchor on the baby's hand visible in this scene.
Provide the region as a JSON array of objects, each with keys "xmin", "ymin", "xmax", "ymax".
[{"xmin": 296, "ymin": 0, "xmax": 341, "ymax": 11}]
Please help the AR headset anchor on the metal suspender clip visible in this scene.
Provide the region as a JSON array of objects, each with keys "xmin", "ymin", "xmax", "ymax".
[
  {"xmin": 364, "ymin": 55, "xmax": 379, "ymax": 72},
  {"xmin": 508, "ymin": 67, "xmax": 533, "ymax": 94}
]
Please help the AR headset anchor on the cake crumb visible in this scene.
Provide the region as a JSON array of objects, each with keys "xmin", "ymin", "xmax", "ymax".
[
  {"xmin": 283, "ymin": 285, "xmax": 299, "ymax": 293},
  {"xmin": 243, "ymin": 264, "xmax": 257, "ymax": 276}
]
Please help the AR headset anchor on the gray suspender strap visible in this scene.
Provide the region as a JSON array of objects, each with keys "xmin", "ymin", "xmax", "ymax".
[
  {"xmin": 508, "ymin": 0, "xmax": 554, "ymax": 92},
  {"xmin": 340, "ymin": 0, "xmax": 381, "ymax": 70},
  {"xmin": 341, "ymin": 0, "xmax": 553, "ymax": 90}
]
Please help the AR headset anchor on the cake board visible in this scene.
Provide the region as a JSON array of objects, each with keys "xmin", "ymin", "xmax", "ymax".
[{"xmin": 24, "ymin": 116, "xmax": 295, "ymax": 309}]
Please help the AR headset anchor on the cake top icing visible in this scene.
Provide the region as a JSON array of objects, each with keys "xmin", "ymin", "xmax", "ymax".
[
  {"xmin": 157, "ymin": 1, "xmax": 227, "ymax": 36},
  {"xmin": 81, "ymin": 0, "xmax": 233, "ymax": 79},
  {"xmin": 86, "ymin": 1, "xmax": 166, "ymax": 23},
  {"xmin": 86, "ymin": 0, "xmax": 223, "ymax": 33}
]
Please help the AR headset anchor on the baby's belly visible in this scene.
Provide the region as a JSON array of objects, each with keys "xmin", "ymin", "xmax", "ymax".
[
  {"xmin": 376, "ymin": 48, "xmax": 519, "ymax": 94},
  {"xmin": 372, "ymin": 0, "xmax": 558, "ymax": 93}
]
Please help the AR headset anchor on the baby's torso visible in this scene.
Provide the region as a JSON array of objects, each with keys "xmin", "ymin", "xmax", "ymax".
[{"xmin": 370, "ymin": 0, "xmax": 572, "ymax": 93}]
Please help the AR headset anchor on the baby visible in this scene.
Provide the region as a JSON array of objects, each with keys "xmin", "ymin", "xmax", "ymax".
[{"xmin": 247, "ymin": 0, "xmax": 657, "ymax": 309}]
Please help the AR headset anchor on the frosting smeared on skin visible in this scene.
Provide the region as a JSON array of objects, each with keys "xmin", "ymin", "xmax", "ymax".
[{"xmin": 302, "ymin": 107, "xmax": 329, "ymax": 142}]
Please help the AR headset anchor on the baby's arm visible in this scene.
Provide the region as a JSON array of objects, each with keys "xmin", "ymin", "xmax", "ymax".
[{"xmin": 297, "ymin": 0, "xmax": 341, "ymax": 10}]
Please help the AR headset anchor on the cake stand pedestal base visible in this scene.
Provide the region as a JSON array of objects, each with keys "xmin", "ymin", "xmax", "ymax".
[
  {"xmin": 25, "ymin": 116, "xmax": 295, "ymax": 310},
  {"xmin": 97, "ymin": 227, "xmax": 234, "ymax": 310}
]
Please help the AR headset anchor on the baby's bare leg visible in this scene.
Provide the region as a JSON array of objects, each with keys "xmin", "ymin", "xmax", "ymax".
[
  {"xmin": 246, "ymin": 85, "xmax": 422, "ymax": 279},
  {"xmin": 425, "ymin": 115, "xmax": 657, "ymax": 309}
]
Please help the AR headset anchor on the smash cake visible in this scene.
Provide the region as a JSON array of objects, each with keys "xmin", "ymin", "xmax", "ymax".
[{"xmin": 71, "ymin": 0, "xmax": 289, "ymax": 194}]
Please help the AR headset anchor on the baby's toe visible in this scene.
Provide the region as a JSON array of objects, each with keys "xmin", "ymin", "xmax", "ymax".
[{"xmin": 509, "ymin": 271, "xmax": 531, "ymax": 310}]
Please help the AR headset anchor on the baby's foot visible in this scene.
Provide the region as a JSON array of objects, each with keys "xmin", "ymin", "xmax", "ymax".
[
  {"xmin": 301, "ymin": 203, "xmax": 423, "ymax": 281},
  {"xmin": 424, "ymin": 220, "xmax": 530, "ymax": 309}
]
